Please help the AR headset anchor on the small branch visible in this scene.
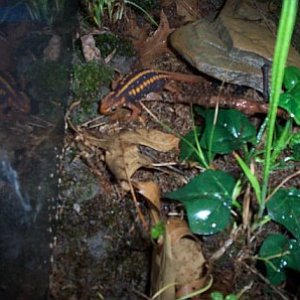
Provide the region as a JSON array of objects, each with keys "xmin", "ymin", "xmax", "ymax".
[
  {"xmin": 239, "ymin": 261, "xmax": 290, "ymax": 300},
  {"xmin": 180, "ymin": 95, "xmax": 289, "ymax": 117}
]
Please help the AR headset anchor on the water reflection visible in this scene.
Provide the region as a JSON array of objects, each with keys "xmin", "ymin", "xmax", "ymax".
[
  {"xmin": 0, "ymin": 0, "xmax": 75, "ymax": 298},
  {"xmin": 0, "ymin": 151, "xmax": 32, "ymax": 215}
]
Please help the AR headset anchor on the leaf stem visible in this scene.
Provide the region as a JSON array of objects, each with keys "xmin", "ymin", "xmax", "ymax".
[{"xmin": 261, "ymin": 0, "xmax": 298, "ymax": 217}]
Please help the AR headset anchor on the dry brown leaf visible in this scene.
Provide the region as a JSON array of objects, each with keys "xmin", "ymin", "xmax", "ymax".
[
  {"xmin": 151, "ymin": 218, "xmax": 209, "ymax": 299},
  {"xmin": 76, "ymin": 129, "xmax": 178, "ymax": 181},
  {"xmin": 121, "ymin": 128, "xmax": 179, "ymax": 152},
  {"xmin": 137, "ymin": 10, "xmax": 174, "ymax": 67},
  {"xmin": 176, "ymin": 0, "xmax": 199, "ymax": 22},
  {"xmin": 135, "ymin": 181, "xmax": 161, "ymax": 210},
  {"xmin": 134, "ymin": 181, "xmax": 161, "ymax": 224},
  {"xmin": 125, "ymin": 13, "xmax": 150, "ymax": 52},
  {"xmin": 105, "ymin": 129, "xmax": 178, "ymax": 180},
  {"xmin": 105, "ymin": 140, "xmax": 152, "ymax": 180}
]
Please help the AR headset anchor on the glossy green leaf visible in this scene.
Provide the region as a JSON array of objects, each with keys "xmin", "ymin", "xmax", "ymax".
[
  {"xmin": 283, "ymin": 66, "xmax": 300, "ymax": 91},
  {"xmin": 290, "ymin": 132, "xmax": 300, "ymax": 161},
  {"xmin": 267, "ymin": 188, "xmax": 300, "ymax": 240},
  {"xmin": 290, "ymin": 131, "xmax": 300, "ymax": 146},
  {"xmin": 279, "ymin": 86, "xmax": 300, "ymax": 124},
  {"xmin": 165, "ymin": 170, "xmax": 235, "ymax": 235},
  {"xmin": 259, "ymin": 234, "xmax": 300, "ymax": 285},
  {"xmin": 286, "ymin": 240, "xmax": 300, "ymax": 271},
  {"xmin": 290, "ymin": 143, "xmax": 300, "ymax": 161},
  {"xmin": 179, "ymin": 127, "xmax": 213, "ymax": 164},
  {"xmin": 196, "ymin": 109, "xmax": 256, "ymax": 154}
]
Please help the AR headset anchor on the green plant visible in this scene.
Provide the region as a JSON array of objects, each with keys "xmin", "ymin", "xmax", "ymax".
[
  {"xmin": 26, "ymin": 0, "xmax": 66, "ymax": 25},
  {"xmin": 210, "ymin": 291, "xmax": 238, "ymax": 300},
  {"xmin": 151, "ymin": 221, "xmax": 165, "ymax": 239},
  {"xmin": 72, "ymin": 61, "xmax": 113, "ymax": 100},
  {"xmin": 165, "ymin": 0, "xmax": 300, "ymax": 289},
  {"xmin": 261, "ymin": 0, "xmax": 298, "ymax": 213},
  {"xmin": 81, "ymin": 0, "xmax": 158, "ymax": 28},
  {"xmin": 94, "ymin": 33, "xmax": 135, "ymax": 57}
]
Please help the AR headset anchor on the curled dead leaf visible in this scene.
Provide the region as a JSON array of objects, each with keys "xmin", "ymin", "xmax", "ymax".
[
  {"xmin": 125, "ymin": 12, "xmax": 151, "ymax": 51},
  {"xmin": 105, "ymin": 140, "xmax": 152, "ymax": 180},
  {"xmin": 151, "ymin": 218, "xmax": 210, "ymax": 299},
  {"xmin": 135, "ymin": 181, "xmax": 161, "ymax": 211},
  {"xmin": 105, "ymin": 129, "xmax": 179, "ymax": 180},
  {"xmin": 121, "ymin": 128, "xmax": 179, "ymax": 152},
  {"xmin": 134, "ymin": 181, "xmax": 161, "ymax": 224},
  {"xmin": 76, "ymin": 129, "xmax": 178, "ymax": 182}
]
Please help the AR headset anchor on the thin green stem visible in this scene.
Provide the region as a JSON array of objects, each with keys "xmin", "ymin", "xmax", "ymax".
[
  {"xmin": 125, "ymin": 0, "xmax": 158, "ymax": 27},
  {"xmin": 261, "ymin": 0, "xmax": 298, "ymax": 217}
]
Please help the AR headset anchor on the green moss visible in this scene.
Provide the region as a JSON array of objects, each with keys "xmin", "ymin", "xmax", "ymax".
[
  {"xmin": 94, "ymin": 33, "xmax": 135, "ymax": 57},
  {"xmin": 72, "ymin": 61, "xmax": 113, "ymax": 100}
]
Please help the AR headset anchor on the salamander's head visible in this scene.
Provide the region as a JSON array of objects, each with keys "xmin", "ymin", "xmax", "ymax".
[{"xmin": 99, "ymin": 92, "xmax": 125, "ymax": 115}]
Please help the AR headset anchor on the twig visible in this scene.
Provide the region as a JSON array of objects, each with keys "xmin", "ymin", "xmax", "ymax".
[
  {"xmin": 239, "ymin": 261, "xmax": 290, "ymax": 300},
  {"xmin": 210, "ymin": 226, "xmax": 241, "ymax": 262},
  {"xmin": 122, "ymin": 140, "xmax": 149, "ymax": 231},
  {"xmin": 266, "ymin": 170, "xmax": 300, "ymax": 202}
]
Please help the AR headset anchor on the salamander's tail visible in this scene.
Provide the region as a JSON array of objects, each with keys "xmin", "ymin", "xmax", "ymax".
[{"xmin": 159, "ymin": 69, "xmax": 204, "ymax": 83}]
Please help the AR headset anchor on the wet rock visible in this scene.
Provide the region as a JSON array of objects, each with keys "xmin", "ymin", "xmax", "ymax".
[
  {"xmin": 86, "ymin": 230, "xmax": 110, "ymax": 260},
  {"xmin": 61, "ymin": 159, "xmax": 100, "ymax": 204},
  {"xmin": 171, "ymin": 0, "xmax": 300, "ymax": 92},
  {"xmin": 43, "ymin": 34, "xmax": 62, "ymax": 61}
]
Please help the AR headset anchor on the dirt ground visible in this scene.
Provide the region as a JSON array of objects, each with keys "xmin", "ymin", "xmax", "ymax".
[{"xmin": 49, "ymin": 1, "xmax": 300, "ymax": 299}]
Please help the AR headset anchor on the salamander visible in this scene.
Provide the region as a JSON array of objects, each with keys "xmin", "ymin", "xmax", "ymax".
[
  {"xmin": 99, "ymin": 69, "xmax": 202, "ymax": 120},
  {"xmin": 0, "ymin": 72, "xmax": 30, "ymax": 118}
]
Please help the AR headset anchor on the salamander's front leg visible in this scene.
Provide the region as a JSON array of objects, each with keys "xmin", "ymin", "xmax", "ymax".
[{"xmin": 126, "ymin": 101, "xmax": 142, "ymax": 120}]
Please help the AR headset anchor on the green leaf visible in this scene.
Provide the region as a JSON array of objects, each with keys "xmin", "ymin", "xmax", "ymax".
[
  {"xmin": 283, "ymin": 66, "xmax": 300, "ymax": 91},
  {"xmin": 279, "ymin": 88, "xmax": 300, "ymax": 125},
  {"xmin": 290, "ymin": 131, "xmax": 300, "ymax": 146},
  {"xmin": 196, "ymin": 109, "xmax": 256, "ymax": 154},
  {"xmin": 286, "ymin": 240, "xmax": 300, "ymax": 271},
  {"xmin": 290, "ymin": 132, "xmax": 300, "ymax": 160},
  {"xmin": 179, "ymin": 126, "xmax": 201, "ymax": 161},
  {"xmin": 261, "ymin": 0, "xmax": 298, "ymax": 216},
  {"xmin": 179, "ymin": 127, "xmax": 213, "ymax": 164},
  {"xmin": 165, "ymin": 170, "xmax": 236, "ymax": 235},
  {"xmin": 290, "ymin": 143, "xmax": 300, "ymax": 161},
  {"xmin": 224, "ymin": 295, "xmax": 238, "ymax": 300},
  {"xmin": 210, "ymin": 292, "xmax": 224, "ymax": 300},
  {"xmin": 151, "ymin": 222, "xmax": 165, "ymax": 239},
  {"xmin": 267, "ymin": 188, "xmax": 300, "ymax": 240},
  {"xmin": 259, "ymin": 234, "xmax": 300, "ymax": 285},
  {"xmin": 234, "ymin": 153, "xmax": 262, "ymax": 206},
  {"xmin": 271, "ymin": 120, "xmax": 293, "ymax": 164}
]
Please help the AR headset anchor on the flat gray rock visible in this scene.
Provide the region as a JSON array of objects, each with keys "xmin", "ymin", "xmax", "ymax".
[{"xmin": 171, "ymin": 0, "xmax": 300, "ymax": 92}]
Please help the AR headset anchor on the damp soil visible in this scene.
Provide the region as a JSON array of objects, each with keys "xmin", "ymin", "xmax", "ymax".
[{"xmin": 49, "ymin": 1, "xmax": 300, "ymax": 300}]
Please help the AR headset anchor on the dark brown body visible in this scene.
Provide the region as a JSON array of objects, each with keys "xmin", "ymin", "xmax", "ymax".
[
  {"xmin": 0, "ymin": 72, "xmax": 30, "ymax": 118},
  {"xmin": 99, "ymin": 69, "xmax": 201, "ymax": 119}
]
